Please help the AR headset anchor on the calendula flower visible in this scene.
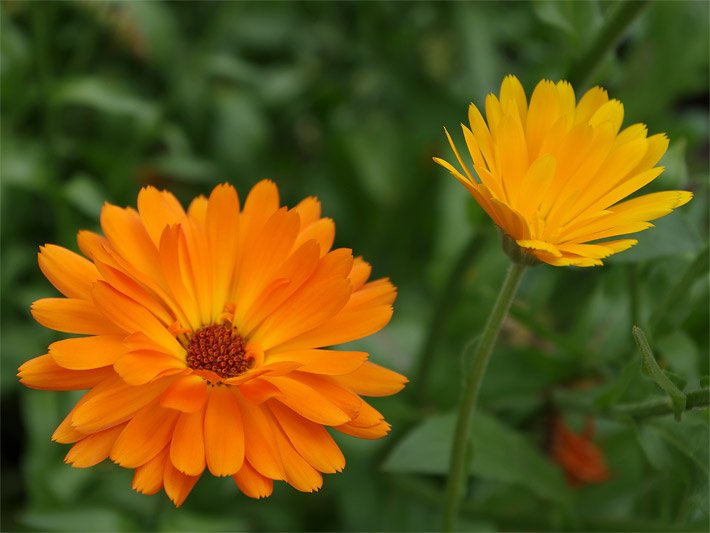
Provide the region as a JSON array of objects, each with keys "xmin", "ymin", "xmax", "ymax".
[
  {"xmin": 435, "ymin": 75, "xmax": 693, "ymax": 266},
  {"xmin": 19, "ymin": 181, "xmax": 406, "ymax": 506}
]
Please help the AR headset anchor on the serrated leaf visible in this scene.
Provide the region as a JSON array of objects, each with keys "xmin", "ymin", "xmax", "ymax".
[
  {"xmin": 632, "ymin": 326, "xmax": 687, "ymax": 420},
  {"xmin": 383, "ymin": 412, "xmax": 568, "ymax": 503}
]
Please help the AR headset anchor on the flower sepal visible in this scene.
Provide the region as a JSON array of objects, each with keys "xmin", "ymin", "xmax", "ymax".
[{"xmin": 500, "ymin": 231, "xmax": 542, "ymax": 267}]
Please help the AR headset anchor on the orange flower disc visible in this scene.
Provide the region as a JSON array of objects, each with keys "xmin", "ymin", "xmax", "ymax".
[{"xmin": 19, "ymin": 180, "xmax": 407, "ymax": 506}]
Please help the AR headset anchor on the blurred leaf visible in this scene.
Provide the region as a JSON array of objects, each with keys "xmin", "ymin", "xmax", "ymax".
[
  {"xmin": 158, "ymin": 508, "xmax": 247, "ymax": 532},
  {"xmin": 211, "ymin": 89, "xmax": 268, "ymax": 170},
  {"xmin": 20, "ymin": 508, "xmax": 138, "ymax": 532},
  {"xmin": 63, "ymin": 174, "xmax": 106, "ymax": 219},
  {"xmin": 383, "ymin": 412, "xmax": 569, "ymax": 503},
  {"xmin": 656, "ymin": 330, "xmax": 699, "ymax": 382},
  {"xmin": 54, "ymin": 78, "xmax": 160, "ymax": 126},
  {"xmin": 532, "ymin": 0, "xmax": 602, "ymax": 43},
  {"xmin": 594, "ymin": 358, "xmax": 642, "ymax": 408},
  {"xmin": 607, "ymin": 211, "xmax": 703, "ymax": 264},
  {"xmin": 123, "ymin": 1, "xmax": 180, "ymax": 65},
  {"xmin": 700, "ymin": 376, "xmax": 710, "ymax": 389},
  {"xmin": 633, "ymin": 326, "xmax": 687, "ymax": 420},
  {"xmin": 661, "ymin": 139, "xmax": 690, "ymax": 189},
  {"xmin": 0, "ymin": 138, "xmax": 51, "ymax": 192}
]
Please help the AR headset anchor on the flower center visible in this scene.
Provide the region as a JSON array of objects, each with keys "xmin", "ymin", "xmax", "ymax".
[{"xmin": 186, "ymin": 323, "xmax": 253, "ymax": 378}]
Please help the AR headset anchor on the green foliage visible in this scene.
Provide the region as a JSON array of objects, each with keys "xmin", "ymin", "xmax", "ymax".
[{"xmin": 1, "ymin": 1, "xmax": 707, "ymax": 532}]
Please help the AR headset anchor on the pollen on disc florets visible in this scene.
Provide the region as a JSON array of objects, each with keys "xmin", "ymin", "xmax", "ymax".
[{"xmin": 186, "ymin": 323, "xmax": 253, "ymax": 378}]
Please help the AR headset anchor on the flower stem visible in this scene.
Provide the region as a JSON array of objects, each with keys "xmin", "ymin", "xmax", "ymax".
[
  {"xmin": 612, "ymin": 388, "xmax": 710, "ymax": 419},
  {"xmin": 414, "ymin": 232, "xmax": 484, "ymax": 407},
  {"xmin": 441, "ymin": 261, "xmax": 527, "ymax": 531},
  {"xmin": 566, "ymin": 0, "xmax": 651, "ymax": 89}
]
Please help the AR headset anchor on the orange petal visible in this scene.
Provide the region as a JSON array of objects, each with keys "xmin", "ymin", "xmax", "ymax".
[
  {"xmin": 136, "ymin": 186, "xmax": 186, "ymax": 246},
  {"xmin": 170, "ymin": 408, "xmax": 206, "ymax": 476},
  {"xmin": 270, "ymin": 415, "xmax": 323, "ymax": 492},
  {"xmin": 335, "ymin": 419, "xmax": 391, "ymax": 439},
  {"xmin": 293, "ymin": 196, "xmax": 321, "ymax": 227},
  {"xmin": 235, "ymin": 392, "xmax": 285, "ymax": 480},
  {"xmin": 18, "ymin": 354, "xmax": 114, "ymax": 391},
  {"xmin": 264, "ymin": 375, "xmax": 352, "ymax": 426},
  {"xmin": 264, "ymin": 349, "xmax": 367, "ymax": 375},
  {"xmin": 132, "ymin": 446, "xmax": 168, "ymax": 495},
  {"xmin": 65, "ymin": 424, "xmax": 125, "ymax": 468},
  {"xmin": 49, "ymin": 335, "xmax": 126, "ymax": 370},
  {"xmin": 294, "ymin": 218, "xmax": 335, "ymax": 256},
  {"xmin": 38, "ymin": 244, "xmax": 100, "ymax": 300},
  {"xmin": 163, "ymin": 458, "xmax": 200, "ymax": 507},
  {"xmin": 92, "ymin": 282, "xmax": 183, "ymax": 357},
  {"xmin": 253, "ymin": 271, "xmax": 352, "ymax": 351},
  {"xmin": 286, "ymin": 372, "xmax": 363, "ymax": 419},
  {"xmin": 100, "ymin": 204, "xmax": 163, "ymax": 284},
  {"xmin": 160, "ymin": 374, "xmax": 208, "ymax": 412},
  {"xmin": 113, "ymin": 350, "xmax": 185, "ymax": 386},
  {"xmin": 233, "ymin": 461, "xmax": 274, "ymax": 498},
  {"xmin": 110, "ymin": 403, "xmax": 179, "ymax": 468},
  {"xmin": 71, "ymin": 377, "xmax": 174, "ymax": 433},
  {"xmin": 205, "ymin": 184, "xmax": 240, "ymax": 320},
  {"xmin": 76, "ymin": 230, "xmax": 108, "ymax": 261},
  {"xmin": 274, "ymin": 304, "xmax": 392, "ymax": 352},
  {"xmin": 348, "ymin": 257, "xmax": 372, "ymax": 291},
  {"xmin": 333, "ymin": 398, "xmax": 391, "ymax": 439},
  {"xmin": 238, "ymin": 378, "xmax": 280, "ymax": 404},
  {"xmin": 203, "ymin": 386, "xmax": 245, "ymax": 476},
  {"xmin": 31, "ymin": 298, "xmax": 122, "ymax": 336},
  {"xmin": 332, "ymin": 361, "xmax": 408, "ymax": 397},
  {"xmin": 269, "ymin": 401, "xmax": 345, "ymax": 474}
]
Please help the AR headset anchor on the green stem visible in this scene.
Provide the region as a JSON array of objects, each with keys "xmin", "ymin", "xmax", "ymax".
[
  {"xmin": 441, "ymin": 261, "xmax": 527, "ymax": 531},
  {"xmin": 553, "ymin": 388, "xmax": 710, "ymax": 420},
  {"xmin": 612, "ymin": 388, "xmax": 710, "ymax": 419},
  {"xmin": 414, "ymin": 233, "xmax": 483, "ymax": 407},
  {"xmin": 566, "ymin": 0, "xmax": 651, "ymax": 89}
]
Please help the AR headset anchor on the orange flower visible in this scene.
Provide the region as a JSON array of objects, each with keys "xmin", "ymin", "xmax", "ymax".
[
  {"xmin": 551, "ymin": 415, "xmax": 610, "ymax": 486},
  {"xmin": 435, "ymin": 75, "xmax": 693, "ymax": 266},
  {"xmin": 19, "ymin": 181, "xmax": 407, "ymax": 506}
]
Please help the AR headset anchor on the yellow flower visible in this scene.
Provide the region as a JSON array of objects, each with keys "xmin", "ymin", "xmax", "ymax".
[
  {"xmin": 19, "ymin": 181, "xmax": 406, "ymax": 506},
  {"xmin": 435, "ymin": 75, "xmax": 693, "ymax": 266}
]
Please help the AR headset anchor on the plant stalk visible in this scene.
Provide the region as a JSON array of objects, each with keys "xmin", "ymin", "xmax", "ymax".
[
  {"xmin": 441, "ymin": 261, "xmax": 527, "ymax": 531},
  {"xmin": 566, "ymin": 0, "xmax": 651, "ymax": 89}
]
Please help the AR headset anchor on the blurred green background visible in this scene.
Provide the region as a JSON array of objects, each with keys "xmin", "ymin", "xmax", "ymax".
[{"xmin": 1, "ymin": 1, "xmax": 708, "ymax": 531}]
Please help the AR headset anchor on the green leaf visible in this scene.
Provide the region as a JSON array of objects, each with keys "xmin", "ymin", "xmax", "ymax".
[
  {"xmin": 606, "ymin": 211, "xmax": 703, "ymax": 263},
  {"xmin": 632, "ymin": 326, "xmax": 687, "ymax": 420},
  {"xmin": 383, "ymin": 412, "xmax": 568, "ymax": 503},
  {"xmin": 532, "ymin": 0, "xmax": 602, "ymax": 44},
  {"xmin": 63, "ymin": 174, "xmax": 107, "ymax": 220},
  {"xmin": 54, "ymin": 78, "xmax": 160, "ymax": 126},
  {"xmin": 700, "ymin": 376, "xmax": 710, "ymax": 389},
  {"xmin": 594, "ymin": 358, "xmax": 641, "ymax": 408}
]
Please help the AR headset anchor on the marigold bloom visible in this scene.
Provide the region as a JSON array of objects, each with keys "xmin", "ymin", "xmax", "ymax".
[
  {"xmin": 435, "ymin": 75, "xmax": 693, "ymax": 266},
  {"xmin": 551, "ymin": 415, "xmax": 610, "ymax": 486},
  {"xmin": 19, "ymin": 181, "xmax": 406, "ymax": 506}
]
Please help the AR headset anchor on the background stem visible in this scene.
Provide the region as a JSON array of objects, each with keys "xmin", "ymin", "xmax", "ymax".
[{"xmin": 566, "ymin": 0, "xmax": 651, "ymax": 88}]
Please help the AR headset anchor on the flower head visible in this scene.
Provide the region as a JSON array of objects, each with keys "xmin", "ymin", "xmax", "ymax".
[
  {"xmin": 435, "ymin": 75, "xmax": 693, "ymax": 266},
  {"xmin": 19, "ymin": 181, "xmax": 406, "ymax": 506}
]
